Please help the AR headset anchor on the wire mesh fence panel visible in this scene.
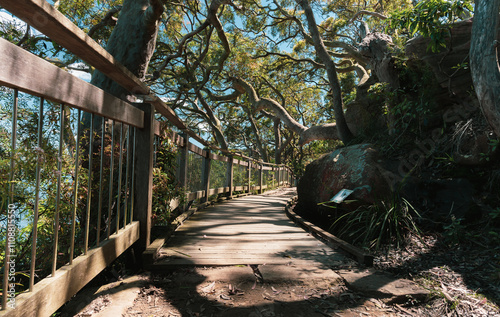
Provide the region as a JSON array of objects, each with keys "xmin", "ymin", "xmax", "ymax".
[
  {"xmin": 252, "ymin": 165, "xmax": 260, "ymax": 190},
  {"xmin": 186, "ymin": 150, "xmax": 203, "ymax": 193},
  {"xmin": 233, "ymin": 163, "xmax": 246, "ymax": 188},
  {"xmin": 210, "ymin": 158, "xmax": 226, "ymax": 190}
]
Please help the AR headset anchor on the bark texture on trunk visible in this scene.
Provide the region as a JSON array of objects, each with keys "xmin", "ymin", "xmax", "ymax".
[
  {"xmin": 297, "ymin": 0, "xmax": 354, "ymax": 144},
  {"xmin": 470, "ymin": 0, "xmax": 500, "ymax": 137},
  {"xmin": 91, "ymin": 0, "xmax": 163, "ymax": 99},
  {"xmin": 274, "ymin": 118, "xmax": 282, "ymax": 164}
]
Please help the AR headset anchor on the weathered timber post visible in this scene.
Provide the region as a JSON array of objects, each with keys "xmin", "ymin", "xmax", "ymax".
[
  {"xmin": 285, "ymin": 168, "xmax": 289, "ymax": 186},
  {"xmin": 226, "ymin": 156, "xmax": 234, "ymax": 199},
  {"xmin": 133, "ymin": 103, "xmax": 154, "ymax": 250},
  {"xmin": 277, "ymin": 166, "xmax": 281, "ymax": 187},
  {"xmin": 247, "ymin": 160, "xmax": 252, "ymax": 194},
  {"xmin": 272, "ymin": 166, "xmax": 275, "ymax": 188},
  {"xmin": 202, "ymin": 149, "xmax": 211, "ymax": 203},
  {"xmin": 177, "ymin": 132, "xmax": 189, "ymax": 209},
  {"xmin": 259, "ymin": 162, "xmax": 263, "ymax": 194}
]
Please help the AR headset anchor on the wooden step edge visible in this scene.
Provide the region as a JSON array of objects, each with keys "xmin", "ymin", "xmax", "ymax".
[{"xmin": 285, "ymin": 196, "xmax": 374, "ymax": 266}]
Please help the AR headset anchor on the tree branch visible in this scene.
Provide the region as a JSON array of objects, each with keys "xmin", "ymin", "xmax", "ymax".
[
  {"xmin": 296, "ymin": 0, "xmax": 353, "ymax": 143},
  {"xmin": 348, "ymin": 10, "xmax": 388, "ymax": 24},
  {"xmin": 255, "ymin": 51, "xmax": 325, "ymax": 69},
  {"xmin": 230, "ymin": 77, "xmax": 306, "ymax": 135},
  {"xmin": 88, "ymin": 6, "xmax": 122, "ymax": 38},
  {"xmin": 230, "ymin": 76, "xmax": 341, "ymax": 144},
  {"xmin": 16, "ymin": 24, "xmax": 30, "ymax": 46}
]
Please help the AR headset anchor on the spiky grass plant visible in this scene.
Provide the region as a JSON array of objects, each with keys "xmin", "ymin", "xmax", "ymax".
[{"xmin": 329, "ymin": 196, "xmax": 421, "ymax": 250}]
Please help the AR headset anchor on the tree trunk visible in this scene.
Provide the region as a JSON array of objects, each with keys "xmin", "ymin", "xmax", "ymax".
[
  {"xmin": 470, "ymin": 0, "xmax": 500, "ymax": 137},
  {"xmin": 81, "ymin": 0, "xmax": 163, "ymax": 244},
  {"xmin": 91, "ymin": 0, "xmax": 163, "ymax": 98},
  {"xmin": 244, "ymin": 106, "xmax": 269, "ymax": 162},
  {"xmin": 297, "ymin": 0, "xmax": 354, "ymax": 144},
  {"xmin": 274, "ymin": 118, "xmax": 282, "ymax": 164},
  {"xmin": 359, "ymin": 32, "xmax": 399, "ymax": 89}
]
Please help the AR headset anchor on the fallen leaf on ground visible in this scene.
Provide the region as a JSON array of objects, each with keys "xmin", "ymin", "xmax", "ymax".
[{"xmin": 201, "ymin": 281, "xmax": 216, "ymax": 294}]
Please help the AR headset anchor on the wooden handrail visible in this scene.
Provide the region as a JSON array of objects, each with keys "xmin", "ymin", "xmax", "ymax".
[
  {"xmin": 0, "ymin": 0, "xmax": 205, "ymax": 145},
  {"xmin": 0, "ymin": 38, "xmax": 144, "ymax": 127}
]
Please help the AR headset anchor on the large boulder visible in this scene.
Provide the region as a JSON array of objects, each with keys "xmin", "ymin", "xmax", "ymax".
[{"xmin": 297, "ymin": 144, "xmax": 396, "ymax": 216}]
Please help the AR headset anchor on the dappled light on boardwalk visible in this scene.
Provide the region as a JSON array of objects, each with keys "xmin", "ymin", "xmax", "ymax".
[{"xmin": 155, "ymin": 189, "xmax": 348, "ymax": 268}]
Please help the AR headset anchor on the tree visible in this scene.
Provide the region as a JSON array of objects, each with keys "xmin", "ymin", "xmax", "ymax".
[
  {"xmin": 470, "ymin": 0, "xmax": 500, "ymax": 138},
  {"xmin": 1, "ymin": 0, "xmax": 431, "ymax": 163},
  {"xmin": 296, "ymin": 0, "xmax": 354, "ymax": 144}
]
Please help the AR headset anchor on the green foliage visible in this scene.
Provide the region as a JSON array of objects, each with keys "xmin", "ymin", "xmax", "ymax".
[
  {"xmin": 365, "ymin": 58, "xmax": 439, "ymax": 152},
  {"xmin": 388, "ymin": 0, "xmax": 473, "ymax": 52},
  {"xmin": 443, "ymin": 215, "xmax": 465, "ymax": 244},
  {"xmin": 479, "ymin": 138, "xmax": 500, "ymax": 162},
  {"xmin": 0, "ymin": 91, "xmax": 86, "ymax": 289},
  {"xmin": 339, "ymin": 72, "xmax": 357, "ymax": 104},
  {"xmin": 151, "ymin": 135, "xmax": 183, "ymax": 225},
  {"xmin": 442, "ymin": 209, "xmax": 500, "ymax": 247},
  {"xmin": 328, "ymin": 196, "xmax": 421, "ymax": 250}
]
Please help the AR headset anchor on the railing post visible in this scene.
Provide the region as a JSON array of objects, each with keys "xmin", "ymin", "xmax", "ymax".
[
  {"xmin": 177, "ymin": 132, "xmax": 189, "ymax": 208},
  {"xmin": 272, "ymin": 166, "xmax": 275, "ymax": 188},
  {"xmin": 226, "ymin": 156, "xmax": 234, "ymax": 199},
  {"xmin": 276, "ymin": 165, "xmax": 281, "ymax": 187},
  {"xmin": 133, "ymin": 103, "xmax": 154, "ymax": 250},
  {"xmin": 202, "ymin": 149, "xmax": 211, "ymax": 203},
  {"xmin": 247, "ymin": 160, "xmax": 252, "ymax": 194},
  {"xmin": 259, "ymin": 162, "xmax": 263, "ymax": 194}
]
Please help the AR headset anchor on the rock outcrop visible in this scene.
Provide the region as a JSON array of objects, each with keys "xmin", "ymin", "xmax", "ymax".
[
  {"xmin": 405, "ymin": 18, "xmax": 500, "ymax": 99},
  {"xmin": 297, "ymin": 144, "xmax": 397, "ymax": 216}
]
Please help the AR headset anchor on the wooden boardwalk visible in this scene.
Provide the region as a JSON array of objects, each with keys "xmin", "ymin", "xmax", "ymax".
[{"xmin": 154, "ymin": 191, "xmax": 346, "ymax": 269}]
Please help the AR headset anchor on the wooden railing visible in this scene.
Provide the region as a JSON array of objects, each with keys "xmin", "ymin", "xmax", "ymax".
[
  {"xmin": 0, "ymin": 1, "xmax": 294, "ymax": 316},
  {"xmin": 0, "ymin": 37, "xmax": 144, "ymax": 317},
  {"xmin": 161, "ymin": 130, "xmax": 291, "ymax": 209}
]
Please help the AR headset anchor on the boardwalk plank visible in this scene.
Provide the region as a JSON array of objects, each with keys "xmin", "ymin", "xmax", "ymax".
[{"xmin": 156, "ymin": 193, "xmax": 346, "ymax": 268}]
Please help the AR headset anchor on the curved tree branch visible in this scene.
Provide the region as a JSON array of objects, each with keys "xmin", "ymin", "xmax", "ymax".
[
  {"xmin": 322, "ymin": 40, "xmax": 368, "ymax": 65},
  {"xmin": 156, "ymin": 0, "xmax": 231, "ymax": 78},
  {"xmin": 255, "ymin": 51, "xmax": 325, "ymax": 69},
  {"xmin": 230, "ymin": 77, "xmax": 306, "ymax": 135},
  {"xmin": 273, "ymin": 0, "xmax": 367, "ymax": 66},
  {"xmin": 230, "ymin": 77, "xmax": 341, "ymax": 145},
  {"xmin": 16, "ymin": 24, "xmax": 31, "ymax": 46},
  {"xmin": 88, "ymin": 6, "xmax": 122, "ymax": 38},
  {"xmin": 348, "ymin": 10, "xmax": 388, "ymax": 24},
  {"xmin": 296, "ymin": 0, "xmax": 354, "ymax": 143}
]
